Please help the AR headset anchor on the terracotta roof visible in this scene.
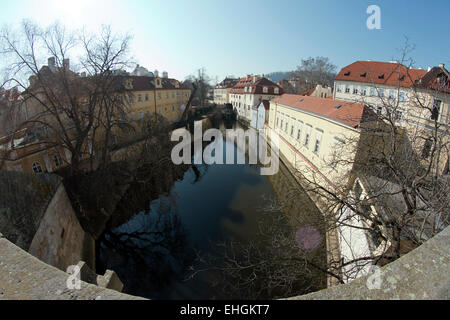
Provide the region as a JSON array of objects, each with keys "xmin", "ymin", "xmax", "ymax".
[
  {"xmin": 335, "ymin": 61, "xmax": 427, "ymax": 88},
  {"xmin": 112, "ymin": 75, "xmax": 190, "ymax": 91},
  {"xmin": 216, "ymin": 78, "xmax": 239, "ymax": 89},
  {"xmin": 415, "ymin": 65, "xmax": 450, "ymax": 94},
  {"xmin": 230, "ymin": 76, "xmax": 284, "ymax": 95},
  {"xmin": 272, "ymin": 94, "xmax": 372, "ymax": 128},
  {"xmin": 301, "ymin": 88, "xmax": 315, "ymax": 96},
  {"xmin": 254, "ymin": 100, "xmax": 270, "ymax": 110}
]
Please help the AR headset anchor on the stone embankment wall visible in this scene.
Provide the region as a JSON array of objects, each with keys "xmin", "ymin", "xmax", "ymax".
[
  {"xmin": 286, "ymin": 225, "xmax": 450, "ymax": 299},
  {"xmin": 0, "ymin": 232, "xmax": 144, "ymax": 300},
  {"xmin": 28, "ymin": 183, "xmax": 95, "ymax": 271}
]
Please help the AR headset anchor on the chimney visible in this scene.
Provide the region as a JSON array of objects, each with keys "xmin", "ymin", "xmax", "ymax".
[
  {"xmin": 162, "ymin": 71, "xmax": 168, "ymax": 78},
  {"xmin": 48, "ymin": 57, "xmax": 56, "ymax": 72},
  {"xmin": 29, "ymin": 75, "xmax": 37, "ymax": 87},
  {"xmin": 154, "ymin": 69, "xmax": 159, "ymax": 77},
  {"xmin": 63, "ymin": 58, "xmax": 70, "ymax": 70}
]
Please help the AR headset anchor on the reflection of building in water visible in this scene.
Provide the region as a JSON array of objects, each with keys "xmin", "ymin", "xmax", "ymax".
[{"xmin": 266, "ymin": 159, "xmax": 327, "ymax": 289}]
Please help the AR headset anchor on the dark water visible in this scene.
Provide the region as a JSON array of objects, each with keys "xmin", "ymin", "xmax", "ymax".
[{"xmin": 98, "ymin": 122, "xmax": 326, "ymax": 299}]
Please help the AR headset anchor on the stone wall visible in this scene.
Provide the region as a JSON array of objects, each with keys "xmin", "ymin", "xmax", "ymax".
[
  {"xmin": 0, "ymin": 232, "xmax": 143, "ymax": 300},
  {"xmin": 286, "ymin": 225, "xmax": 450, "ymax": 300},
  {"xmin": 28, "ymin": 183, "xmax": 95, "ymax": 271}
]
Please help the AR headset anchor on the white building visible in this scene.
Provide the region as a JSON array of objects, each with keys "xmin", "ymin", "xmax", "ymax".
[
  {"xmin": 230, "ymin": 75, "xmax": 283, "ymax": 123},
  {"xmin": 213, "ymin": 78, "xmax": 238, "ymax": 105},
  {"xmin": 250, "ymin": 100, "xmax": 269, "ymax": 130},
  {"xmin": 333, "ymin": 60, "xmax": 427, "ymax": 123}
]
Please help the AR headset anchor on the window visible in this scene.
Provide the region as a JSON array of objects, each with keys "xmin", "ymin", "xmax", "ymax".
[
  {"xmin": 337, "ymin": 84, "xmax": 342, "ymax": 93},
  {"xmin": 172, "ymin": 105, "xmax": 175, "ymax": 111},
  {"xmin": 395, "ymin": 111, "xmax": 402, "ymax": 121},
  {"xmin": 431, "ymin": 99, "xmax": 442, "ymax": 120},
  {"xmin": 276, "ymin": 116, "xmax": 279, "ymax": 127},
  {"xmin": 285, "ymin": 119, "xmax": 288, "ymax": 132},
  {"xmin": 290, "ymin": 123, "xmax": 294, "ymax": 137},
  {"xmin": 370, "ymin": 87, "xmax": 376, "ymax": 96},
  {"xmin": 389, "ymin": 90, "xmax": 396, "ymax": 99},
  {"xmin": 399, "ymin": 92, "xmax": 405, "ymax": 102},
  {"xmin": 158, "ymin": 107, "xmax": 162, "ymax": 114},
  {"xmin": 361, "ymin": 87, "xmax": 367, "ymax": 96},
  {"xmin": 145, "ymin": 93, "xmax": 149, "ymax": 101},
  {"xmin": 274, "ymin": 88, "xmax": 279, "ymax": 94},
  {"xmin": 166, "ymin": 93, "xmax": 169, "ymax": 99},
  {"xmin": 421, "ymin": 139, "xmax": 433, "ymax": 159},
  {"xmin": 353, "ymin": 86, "xmax": 359, "ymax": 94},
  {"xmin": 263, "ymin": 87, "xmax": 268, "ymax": 93},
  {"xmin": 53, "ymin": 154, "xmax": 63, "ymax": 167},
  {"xmin": 32, "ymin": 162, "xmax": 43, "ymax": 173},
  {"xmin": 146, "ymin": 110, "xmax": 150, "ymax": 118},
  {"xmin": 314, "ymin": 130, "xmax": 323, "ymax": 154},
  {"xmin": 376, "ymin": 106, "xmax": 382, "ymax": 115},
  {"xmin": 172, "ymin": 92, "xmax": 175, "ymax": 98},
  {"xmin": 345, "ymin": 85, "xmax": 350, "ymax": 93},
  {"xmin": 139, "ymin": 111, "xmax": 144, "ymax": 119},
  {"xmin": 379, "ymin": 89, "xmax": 385, "ymax": 97},
  {"xmin": 138, "ymin": 94, "xmax": 142, "ymax": 102},
  {"xmin": 304, "ymin": 125, "xmax": 312, "ymax": 147},
  {"xmin": 158, "ymin": 92, "xmax": 161, "ymax": 99},
  {"xmin": 297, "ymin": 121, "xmax": 303, "ymax": 141}
]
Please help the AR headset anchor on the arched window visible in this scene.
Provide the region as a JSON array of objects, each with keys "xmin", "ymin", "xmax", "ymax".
[{"xmin": 32, "ymin": 162, "xmax": 43, "ymax": 173}]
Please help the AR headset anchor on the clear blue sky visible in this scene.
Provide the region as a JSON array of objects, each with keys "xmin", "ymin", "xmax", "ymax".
[{"xmin": 0, "ymin": 0, "xmax": 449, "ymax": 83}]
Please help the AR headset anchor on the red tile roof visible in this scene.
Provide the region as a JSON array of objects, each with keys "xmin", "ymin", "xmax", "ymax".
[
  {"xmin": 230, "ymin": 76, "xmax": 283, "ymax": 95},
  {"xmin": 335, "ymin": 61, "xmax": 427, "ymax": 88},
  {"xmin": 113, "ymin": 76, "xmax": 190, "ymax": 91},
  {"xmin": 272, "ymin": 94, "xmax": 371, "ymax": 128},
  {"xmin": 301, "ymin": 88, "xmax": 315, "ymax": 96}
]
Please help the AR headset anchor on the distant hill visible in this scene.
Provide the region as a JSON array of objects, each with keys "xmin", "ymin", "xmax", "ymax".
[{"xmin": 264, "ymin": 71, "xmax": 293, "ymax": 82}]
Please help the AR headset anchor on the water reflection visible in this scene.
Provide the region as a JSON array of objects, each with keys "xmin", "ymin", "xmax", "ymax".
[{"xmin": 97, "ymin": 122, "xmax": 326, "ymax": 299}]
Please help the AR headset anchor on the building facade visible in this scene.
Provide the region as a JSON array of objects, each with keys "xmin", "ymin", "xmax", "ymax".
[
  {"xmin": 0, "ymin": 59, "xmax": 191, "ymax": 174},
  {"xmin": 266, "ymin": 94, "xmax": 369, "ymax": 186},
  {"xmin": 230, "ymin": 75, "xmax": 283, "ymax": 123},
  {"xmin": 334, "ymin": 60, "xmax": 449, "ymax": 174},
  {"xmin": 333, "ymin": 60, "xmax": 427, "ymax": 123},
  {"xmin": 213, "ymin": 78, "xmax": 239, "ymax": 105}
]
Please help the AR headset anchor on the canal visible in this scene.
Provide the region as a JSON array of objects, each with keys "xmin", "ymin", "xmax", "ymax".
[{"xmin": 97, "ymin": 120, "xmax": 327, "ymax": 299}]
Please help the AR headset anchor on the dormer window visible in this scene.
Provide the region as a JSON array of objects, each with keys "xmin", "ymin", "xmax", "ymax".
[
  {"xmin": 360, "ymin": 72, "xmax": 367, "ymax": 77},
  {"xmin": 274, "ymin": 87, "xmax": 279, "ymax": 94},
  {"xmin": 378, "ymin": 74, "xmax": 384, "ymax": 79},
  {"xmin": 263, "ymin": 87, "xmax": 268, "ymax": 93},
  {"xmin": 344, "ymin": 71, "xmax": 351, "ymax": 76}
]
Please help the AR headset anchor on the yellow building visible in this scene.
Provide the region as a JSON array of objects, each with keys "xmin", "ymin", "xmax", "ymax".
[
  {"xmin": 0, "ymin": 64, "xmax": 191, "ymax": 174},
  {"xmin": 121, "ymin": 75, "xmax": 191, "ymax": 123},
  {"xmin": 404, "ymin": 65, "xmax": 449, "ymax": 174},
  {"xmin": 266, "ymin": 94, "xmax": 370, "ymax": 187}
]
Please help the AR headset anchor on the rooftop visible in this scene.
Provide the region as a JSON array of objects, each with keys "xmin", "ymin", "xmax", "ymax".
[
  {"xmin": 335, "ymin": 61, "xmax": 427, "ymax": 88},
  {"xmin": 272, "ymin": 94, "xmax": 372, "ymax": 128}
]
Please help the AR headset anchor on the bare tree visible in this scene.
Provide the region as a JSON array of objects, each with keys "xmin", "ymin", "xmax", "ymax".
[
  {"xmin": 0, "ymin": 21, "xmax": 133, "ymax": 175},
  {"xmin": 291, "ymin": 56, "xmax": 337, "ymax": 93},
  {"xmin": 184, "ymin": 67, "xmax": 211, "ymax": 107}
]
